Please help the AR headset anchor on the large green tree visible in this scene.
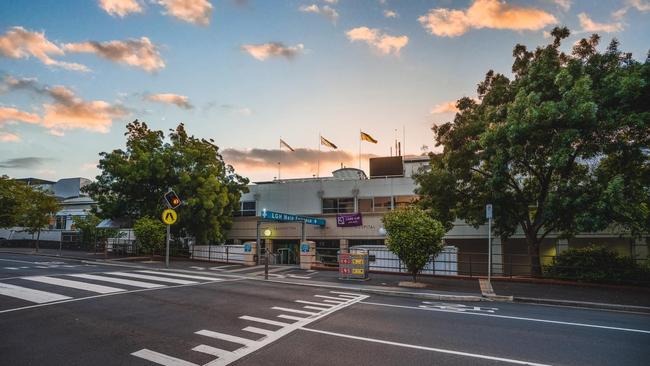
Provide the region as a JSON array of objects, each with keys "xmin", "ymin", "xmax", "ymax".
[
  {"xmin": 84, "ymin": 120, "xmax": 249, "ymax": 244},
  {"xmin": 21, "ymin": 187, "xmax": 59, "ymax": 251},
  {"xmin": 0, "ymin": 176, "xmax": 27, "ymax": 228},
  {"xmin": 416, "ymin": 27, "xmax": 650, "ymax": 275}
]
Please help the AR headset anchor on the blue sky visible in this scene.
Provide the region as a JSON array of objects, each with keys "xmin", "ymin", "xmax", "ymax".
[{"xmin": 1, "ymin": 0, "xmax": 649, "ymax": 182}]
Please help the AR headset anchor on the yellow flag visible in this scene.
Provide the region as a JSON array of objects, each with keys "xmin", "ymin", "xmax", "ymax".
[
  {"xmin": 360, "ymin": 131, "xmax": 378, "ymax": 144},
  {"xmin": 320, "ymin": 136, "xmax": 337, "ymax": 149}
]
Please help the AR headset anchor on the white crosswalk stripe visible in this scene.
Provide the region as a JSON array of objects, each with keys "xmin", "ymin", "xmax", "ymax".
[
  {"xmin": 68, "ymin": 273, "xmax": 165, "ymax": 289},
  {"xmin": 24, "ymin": 276, "xmax": 124, "ymax": 294},
  {"xmin": 106, "ymin": 272, "xmax": 197, "ymax": 285},
  {"xmin": 131, "ymin": 349, "xmax": 198, "ymax": 366},
  {"xmin": 136, "ymin": 270, "xmax": 225, "ymax": 282},
  {"xmin": 0, "ymin": 282, "xmax": 71, "ymax": 303}
]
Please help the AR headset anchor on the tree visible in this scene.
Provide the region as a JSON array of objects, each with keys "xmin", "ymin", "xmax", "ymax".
[
  {"xmin": 84, "ymin": 120, "xmax": 249, "ymax": 244},
  {"xmin": 0, "ymin": 176, "xmax": 27, "ymax": 228},
  {"xmin": 21, "ymin": 187, "xmax": 59, "ymax": 252},
  {"xmin": 133, "ymin": 216, "xmax": 166, "ymax": 258},
  {"xmin": 74, "ymin": 214, "xmax": 120, "ymax": 249},
  {"xmin": 382, "ymin": 207, "xmax": 446, "ymax": 282},
  {"xmin": 416, "ymin": 27, "xmax": 650, "ymax": 275}
]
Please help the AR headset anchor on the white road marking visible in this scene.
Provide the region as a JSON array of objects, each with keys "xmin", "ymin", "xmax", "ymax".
[
  {"xmin": 299, "ymin": 327, "xmax": 551, "ymax": 366},
  {"xmin": 189, "ymin": 266, "xmax": 205, "ymax": 270},
  {"xmin": 225, "ymin": 265, "xmax": 263, "ymax": 273},
  {"xmin": 303, "ymin": 305, "xmax": 330, "ymax": 311},
  {"xmin": 196, "ymin": 330, "xmax": 257, "ymax": 346},
  {"xmin": 286, "ymin": 275, "xmax": 312, "ymax": 279},
  {"xmin": 107, "ymin": 272, "xmax": 197, "ymax": 285},
  {"xmin": 239, "ymin": 315, "xmax": 291, "ymax": 327},
  {"xmin": 271, "ymin": 307, "xmax": 317, "ymax": 316},
  {"xmin": 0, "ymin": 282, "xmax": 71, "ymax": 303},
  {"xmin": 192, "ymin": 345, "xmax": 234, "ymax": 358},
  {"xmin": 137, "ymin": 270, "xmax": 225, "ymax": 282},
  {"xmin": 330, "ymin": 291, "xmax": 361, "ymax": 297},
  {"xmin": 0, "ymin": 258, "xmax": 39, "ymax": 264},
  {"xmin": 24, "ymin": 276, "xmax": 124, "ymax": 294},
  {"xmin": 210, "ymin": 265, "xmax": 240, "ymax": 270},
  {"xmin": 3, "ymin": 267, "xmax": 19, "ymax": 270},
  {"xmin": 360, "ymin": 301, "xmax": 650, "ymax": 334},
  {"xmin": 322, "ymin": 299, "xmax": 346, "ymax": 304},
  {"xmin": 314, "ymin": 295, "xmax": 347, "ymax": 302},
  {"xmin": 295, "ymin": 300, "xmax": 335, "ymax": 307},
  {"xmin": 68, "ymin": 273, "xmax": 165, "ymax": 289},
  {"xmin": 277, "ymin": 314, "xmax": 305, "ymax": 321},
  {"xmin": 242, "ymin": 326, "xmax": 275, "ymax": 337},
  {"xmin": 131, "ymin": 349, "xmax": 198, "ymax": 366}
]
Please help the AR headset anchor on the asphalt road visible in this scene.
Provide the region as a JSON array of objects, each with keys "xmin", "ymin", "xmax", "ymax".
[{"xmin": 0, "ymin": 253, "xmax": 649, "ymax": 366}]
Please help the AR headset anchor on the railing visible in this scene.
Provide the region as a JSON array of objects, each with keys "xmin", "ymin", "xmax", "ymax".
[{"xmin": 189, "ymin": 244, "xmax": 245, "ymax": 263}]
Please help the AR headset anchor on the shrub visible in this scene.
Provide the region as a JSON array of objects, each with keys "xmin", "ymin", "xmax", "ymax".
[
  {"xmin": 544, "ymin": 245, "xmax": 650, "ymax": 285},
  {"xmin": 133, "ymin": 216, "xmax": 166, "ymax": 258}
]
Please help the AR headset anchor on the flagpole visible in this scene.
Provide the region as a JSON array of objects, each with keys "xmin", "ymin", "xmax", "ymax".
[
  {"xmin": 317, "ymin": 133, "xmax": 321, "ymax": 178},
  {"xmin": 278, "ymin": 138, "xmax": 281, "ymax": 180},
  {"xmin": 358, "ymin": 129, "xmax": 361, "ymax": 170}
]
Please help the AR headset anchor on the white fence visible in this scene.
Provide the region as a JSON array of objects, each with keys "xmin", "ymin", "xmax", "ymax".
[
  {"xmin": 349, "ymin": 245, "xmax": 458, "ymax": 276},
  {"xmin": 190, "ymin": 245, "xmax": 245, "ymax": 263}
]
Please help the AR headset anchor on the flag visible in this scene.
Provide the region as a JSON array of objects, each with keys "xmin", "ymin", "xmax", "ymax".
[
  {"xmin": 280, "ymin": 139, "xmax": 295, "ymax": 152},
  {"xmin": 320, "ymin": 136, "xmax": 338, "ymax": 149},
  {"xmin": 360, "ymin": 131, "xmax": 378, "ymax": 144}
]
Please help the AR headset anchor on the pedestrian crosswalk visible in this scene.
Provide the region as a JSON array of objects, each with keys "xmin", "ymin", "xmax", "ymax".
[{"xmin": 0, "ymin": 270, "xmax": 228, "ymax": 311}]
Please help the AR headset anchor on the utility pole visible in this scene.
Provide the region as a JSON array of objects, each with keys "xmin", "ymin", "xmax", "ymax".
[{"xmin": 486, "ymin": 204, "xmax": 493, "ymax": 283}]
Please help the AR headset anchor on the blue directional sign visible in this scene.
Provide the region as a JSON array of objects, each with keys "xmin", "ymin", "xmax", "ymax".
[{"xmin": 260, "ymin": 209, "xmax": 326, "ymax": 226}]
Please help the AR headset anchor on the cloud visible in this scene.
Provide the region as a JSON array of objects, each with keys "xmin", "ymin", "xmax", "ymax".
[
  {"xmin": 0, "ymin": 106, "xmax": 40, "ymax": 125},
  {"xmin": 0, "ymin": 27, "xmax": 89, "ymax": 72},
  {"xmin": 552, "ymin": 0, "xmax": 571, "ymax": 12},
  {"xmin": 240, "ymin": 42, "xmax": 305, "ymax": 61},
  {"xmin": 383, "ymin": 9, "xmax": 398, "ymax": 18},
  {"xmin": 144, "ymin": 93, "xmax": 193, "ymax": 109},
  {"xmin": 0, "ymin": 157, "xmax": 52, "ymax": 168},
  {"xmin": 220, "ymin": 104, "xmax": 252, "ymax": 116},
  {"xmin": 418, "ymin": 0, "xmax": 557, "ymax": 37},
  {"xmin": 47, "ymin": 129, "xmax": 65, "ymax": 137},
  {"xmin": 157, "ymin": 0, "xmax": 213, "ymax": 25},
  {"xmin": 81, "ymin": 162, "xmax": 99, "ymax": 170},
  {"xmin": 0, "ymin": 132, "xmax": 20, "ymax": 142},
  {"xmin": 2, "ymin": 75, "xmax": 129, "ymax": 133},
  {"xmin": 222, "ymin": 148, "xmax": 354, "ymax": 170},
  {"xmin": 63, "ymin": 37, "xmax": 165, "ymax": 72},
  {"xmin": 98, "ymin": 0, "xmax": 143, "ymax": 17},
  {"xmin": 430, "ymin": 101, "xmax": 458, "ymax": 114},
  {"xmin": 346, "ymin": 27, "xmax": 408, "ymax": 55},
  {"xmin": 299, "ymin": 4, "xmax": 339, "ymax": 22},
  {"xmin": 578, "ymin": 13, "xmax": 623, "ymax": 33}
]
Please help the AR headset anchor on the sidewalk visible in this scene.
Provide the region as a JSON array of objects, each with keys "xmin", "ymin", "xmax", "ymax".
[{"xmin": 3, "ymin": 248, "xmax": 650, "ymax": 312}]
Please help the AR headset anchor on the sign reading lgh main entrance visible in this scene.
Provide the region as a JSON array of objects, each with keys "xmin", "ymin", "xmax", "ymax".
[{"xmin": 260, "ymin": 209, "xmax": 325, "ymax": 226}]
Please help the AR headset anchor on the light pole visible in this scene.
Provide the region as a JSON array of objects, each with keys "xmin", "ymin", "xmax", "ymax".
[{"xmin": 486, "ymin": 204, "xmax": 493, "ymax": 283}]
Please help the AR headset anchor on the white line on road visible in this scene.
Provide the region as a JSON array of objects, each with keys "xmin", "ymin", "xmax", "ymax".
[
  {"xmin": 330, "ymin": 291, "xmax": 362, "ymax": 297},
  {"xmin": 314, "ymin": 295, "xmax": 347, "ymax": 302},
  {"xmin": 277, "ymin": 314, "xmax": 305, "ymax": 321},
  {"xmin": 196, "ymin": 330, "xmax": 257, "ymax": 346},
  {"xmin": 271, "ymin": 307, "xmax": 317, "ymax": 316},
  {"xmin": 299, "ymin": 327, "xmax": 551, "ymax": 366},
  {"xmin": 24, "ymin": 276, "xmax": 124, "ymax": 294},
  {"xmin": 137, "ymin": 270, "xmax": 225, "ymax": 282},
  {"xmin": 68, "ymin": 273, "xmax": 165, "ymax": 289},
  {"xmin": 225, "ymin": 265, "xmax": 262, "ymax": 273},
  {"xmin": 209, "ymin": 265, "xmax": 240, "ymax": 271},
  {"xmin": 0, "ymin": 282, "xmax": 71, "ymax": 303},
  {"xmin": 239, "ymin": 315, "xmax": 291, "ymax": 327},
  {"xmin": 192, "ymin": 345, "xmax": 234, "ymax": 358},
  {"xmin": 303, "ymin": 305, "xmax": 331, "ymax": 311},
  {"xmin": 360, "ymin": 301, "xmax": 650, "ymax": 334},
  {"xmin": 242, "ymin": 326, "xmax": 275, "ymax": 337},
  {"xmin": 131, "ymin": 349, "xmax": 198, "ymax": 366},
  {"xmin": 295, "ymin": 300, "xmax": 335, "ymax": 307},
  {"xmin": 107, "ymin": 272, "xmax": 196, "ymax": 285}
]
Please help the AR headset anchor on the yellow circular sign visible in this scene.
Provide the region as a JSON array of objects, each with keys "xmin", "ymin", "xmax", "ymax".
[{"xmin": 162, "ymin": 208, "xmax": 177, "ymax": 225}]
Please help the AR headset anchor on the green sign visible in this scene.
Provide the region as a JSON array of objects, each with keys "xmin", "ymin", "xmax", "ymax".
[{"xmin": 260, "ymin": 209, "xmax": 325, "ymax": 226}]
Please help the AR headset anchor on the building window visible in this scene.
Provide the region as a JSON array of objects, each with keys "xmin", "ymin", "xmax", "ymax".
[
  {"xmin": 322, "ymin": 198, "xmax": 355, "ymax": 214},
  {"xmin": 394, "ymin": 195, "xmax": 418, "ymax": 209},
  {"xmin": 373, "ymin": 196, "xmax": 392, "ymax": 212},
  {"xmin": 358, "ymin": 198, "xmax": 373, "ymax": 213},
  {"xmin": 55, "ymin": 216, "xmax": 67, "ymax": 230},
  {"xmin": 235, "ymin": 201, "xmax": 256, "ymax": 216}
]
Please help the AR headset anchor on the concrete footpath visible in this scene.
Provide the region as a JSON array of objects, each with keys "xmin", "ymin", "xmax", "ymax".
[{"xmin": 2, "ymin": 247, "xmax": 650, "ymax": 313}]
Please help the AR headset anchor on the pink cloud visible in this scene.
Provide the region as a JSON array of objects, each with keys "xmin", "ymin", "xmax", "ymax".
[
  {"xmin": 578, "ymin": 13, "xmax": 623, "ymax": 33},
  {"xmin": 430, "ymin": 101, "xmax": 459, "ymax": 114},
  {"xmin": 144, "ymin": 93, "xmax": 193, "ymax": 109},
  {"xmin": 157, "ymin": 0, "xmax": 213, "ymax": 25},
  {"xmin": 0, "ymin": 106, "xmax": 41, "ymax": 124},
  {"xmin": 64, "ymin": 37, "xmax": 165, "ymax": 72},
  {"xmin": 0, "ymin": 131, "xmax": 20, "ymax": 142},
  {"xmin": 241, "ymin": 42, "xmax": 305, "ymax": 61},
  {"xmin": 98, "ymin": 0, "xmax": 143, "ymax": 17},
  {"xmin": 346, "ymin": 27, "xmax": 408, "ymax": 55}
]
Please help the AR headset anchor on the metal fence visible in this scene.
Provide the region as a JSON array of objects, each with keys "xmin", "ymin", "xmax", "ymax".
[{"xmin": 189, "ymin": 245, "xmax": 245, "ymax": 263}]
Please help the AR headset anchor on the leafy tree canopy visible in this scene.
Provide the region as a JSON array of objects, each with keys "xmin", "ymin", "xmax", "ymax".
[
  {"xmin": 84, "ymin": 120, "xmax": 249, "ymax": 244},
  {"xmin": 415, "ymin": 27, "xmax": 650, "ymax": 274}
]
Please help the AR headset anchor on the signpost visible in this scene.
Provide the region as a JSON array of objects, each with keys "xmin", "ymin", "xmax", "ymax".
[
  {"xmin": 162, "ymin": 189, "xmax": 181, "ymax": 268},
  {"xmin": 486, "ymin": 204, "xmax": 493, "ymax": 283}
]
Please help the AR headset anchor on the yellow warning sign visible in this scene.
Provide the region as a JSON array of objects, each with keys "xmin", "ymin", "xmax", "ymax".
[{"xmin": 162, "ymin": 208, "xmax": 177, "ymax": 225}]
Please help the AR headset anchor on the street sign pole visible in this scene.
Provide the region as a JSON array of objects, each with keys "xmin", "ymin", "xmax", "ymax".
[
  {"xmin": 486, "ymin": 204, "xmax": 493, "ymax": 283},
  {"xmin": 165, "ymin": 223, "xmax": 170, "ymax": 268}
]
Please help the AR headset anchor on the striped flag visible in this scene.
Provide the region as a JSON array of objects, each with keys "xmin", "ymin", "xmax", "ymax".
[
  {"xmin": 360, "ymin": 131, "xmax": 378, "ymax": 144},
  {"xmin": 320, "ymin": 136, "xmax": 337, "ymax": 149},
  {"xmin": 280, "ymin": 139, "xmax": 295, "ymax": 152}
]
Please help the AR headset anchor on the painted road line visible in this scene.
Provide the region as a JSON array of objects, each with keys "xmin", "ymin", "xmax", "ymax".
[
  {"xmin": 314, "ymin": 295, "xmax": 347, "ymax": 302},
  {"xmin": 295, "ymin": 300, "xmax": 335, "ymax": 307},
  {"xmin": 322, "ymin": 299, "xmax": 346, "ymax": 304},
  {"xmin": 239, "ymin": 315, "xmax": 291, "ymax": 327},
  {"xmin": 277, "ymin": 314, "xmax": 305, "ymax": 321},
  {"xmin": 271, "ymin": 307, "xmax": 318, "ymax": 316},
  {"xmin": 131, "ymin": 349, "xmax": 198, "ymax": 366},
  {"xmin": 330, "ymin": 291, "xmax": 362, "ymax": 297},
  {"xmin": 299, "ymin": 327, "xmax": 551, "ymax": 366},
  {"xmin": 192, "ymin": 345, "xmax": 234, "ymax": 358},
  {"xmin": 107, "ymin": 272, "xmax": 197, "ymax": 285},
  {"xmin": 24, "ymin": 276, "xmax": 124, "ymax": 294},
  {"xmin": 225, "ymin": 265, "xmax": 263, "ymax": 273},
  {"xmin": 303, "ymin": 305, "xmax": 330, "ymax": 311},
  {"xmin": 0, "ymin": 282, "xmax": 72, "ymax": 303},
  {"xmin": 360, "ymin": 301, "xmax": 650, "ymax": 335},
  {"xmin": 211, "ymin": 265, "xmax": 240, "ymax": 269},
  {"xmin": 67, "ymin": 274, "xmax": 165, "ymax": 289},
  {"xmin": 137, "ymin": 270, "xmax": 225, "ymax": 282},
  {"xmin": 3, "ymin": 267, "xmax": 19, "ymax": 270},
  {"xmin": 242, "ymin": 326, "xmax": 275, "ymax": 337},
  {"xmin": 189, "ymin": 266, "xmax": 205, "ymax": 270},
  {"xmin": 196, "ymin": 330, "xmax": 257, "ymax": 347}
]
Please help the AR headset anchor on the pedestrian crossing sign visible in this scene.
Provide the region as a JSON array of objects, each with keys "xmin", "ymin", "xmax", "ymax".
[{"xmin": 162, "ymin": 209, "xmax": 177, "ymax": 225}]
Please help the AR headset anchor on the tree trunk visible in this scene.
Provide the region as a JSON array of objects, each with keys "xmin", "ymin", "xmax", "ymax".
[
  {"xmin": 36, "ymin": 230, "xmax": 41, "ymax": 252},
  {"xmin": 412, "ymin": 271, "xmax": 418, "ymax": 283},
  {"xmin": 526, "ymin": 237, "xmax": 542, "ymax": 277}
]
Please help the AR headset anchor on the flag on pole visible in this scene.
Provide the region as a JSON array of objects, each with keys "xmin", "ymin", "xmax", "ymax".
[
  {"xmin": 280, "ymin": 139, "xmax": 295, "ymax": 152},
  {"xmin": 320, "ymin": 136, "xmax": 338, "ymax": 149},
  {"xmin": 360, "ymin": 131, "xmax": 378, "ymax": 144}
]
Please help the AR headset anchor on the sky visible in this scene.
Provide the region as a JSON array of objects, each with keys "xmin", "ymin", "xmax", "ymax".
[{"xmin": 1, "ymin": 0, "xmax": 649, "ymax": 182}]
